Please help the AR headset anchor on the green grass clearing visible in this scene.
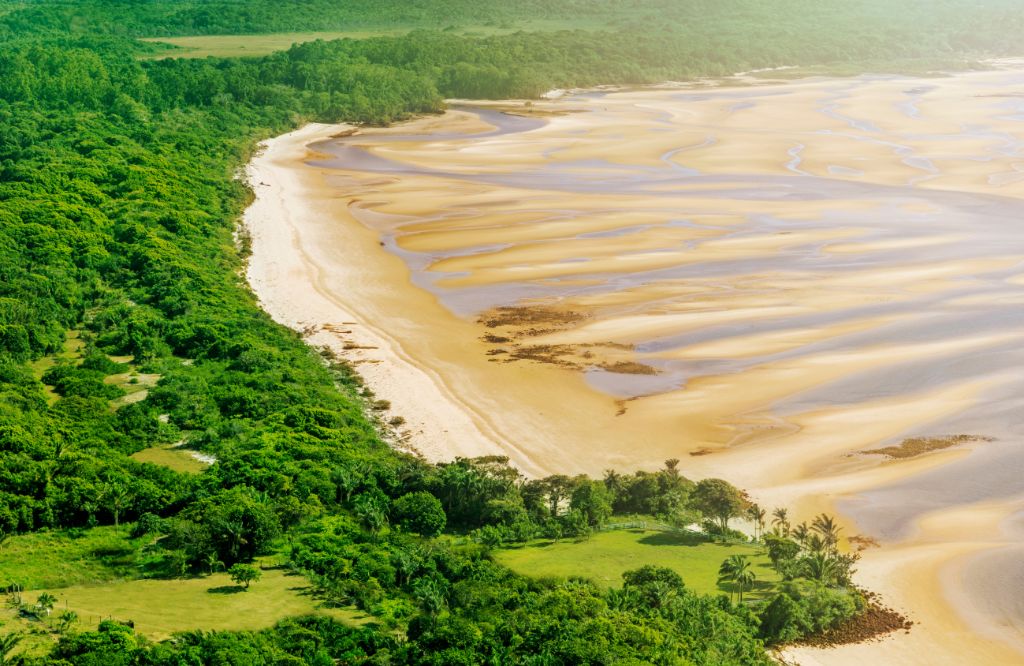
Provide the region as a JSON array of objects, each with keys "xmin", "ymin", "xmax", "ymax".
[
  {"xmin": 10, "ymin": 562, "xmax": 372, "ymax": 641},
  {"xmin": 140, "ymin": 30, "xmax": 411, "ymax": 59},
  {"xmin": 131, "ymin": 443, "xmax": 210, "ymax": 474},
  {"xmin": 28, "ymin": 329, "xmax": 85, "ymax": 404},
  {"xmin": 0, "ymin": 526, "xmax": 144, "ymax": 590},
  {"xmin": 494, "ymin": 527, "xmax": 778, "ymax": 599},
  {"xmin": 106, "ymin": 371, "xmax": 160, "ymax": 409},
  {"xmin": 138, "ymin": 19, "xmax": 620, "ymax": 59}
]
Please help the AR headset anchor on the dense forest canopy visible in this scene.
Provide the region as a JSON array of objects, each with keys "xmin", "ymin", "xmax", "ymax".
[{"xmin": 0, "ymin": 0, "xmax": 1019, "ymax": 663}]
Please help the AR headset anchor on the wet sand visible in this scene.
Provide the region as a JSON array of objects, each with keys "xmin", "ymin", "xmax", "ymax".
[{"xmin": 246, "ymin": 67, "xmax": 1024, "ymax": 664}]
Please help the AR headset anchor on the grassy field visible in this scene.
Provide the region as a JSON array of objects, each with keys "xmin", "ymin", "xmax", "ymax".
[
  {"xmin": 28, "ymin": 329, "xmax": 84, "ymax": 404},
  {"xmin": 11, "ymin": 562, "xmax": 372, "ymax": 641},
  {"xmin": 140, "ymin": 30, "xmax": 407, "ymax": 58},
  {"xmin": 0, "ymin": 526, "xmax": 144, "ymax": 590},
  {"xmin": 494, "ymin": 527, "xmax": 778, "ymax": 599},
  {"xmin": 131, "ymin": 443, "xmax": 210, "ymax": 473},
  {"xmin": 0, "ymin": 527, "xmax": 372, "ymax": 654},
  {"xmin": 139, "ymin": 19, "xmax": 619, "ymax": 59}
]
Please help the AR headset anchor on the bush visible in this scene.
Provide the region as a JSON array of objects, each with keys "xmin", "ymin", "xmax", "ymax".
[
  {"xmin": 228, "ymin": 563, "xmax": 262, "ymax": 589},
  {"xmin": 391, "ymin": 491, "xmax": 446, "ymax": 537}
]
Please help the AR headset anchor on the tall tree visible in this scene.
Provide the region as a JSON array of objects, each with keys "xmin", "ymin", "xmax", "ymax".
[{"xmin": 718, "ymin": 554, "xmax": 756, "ymax": 603}]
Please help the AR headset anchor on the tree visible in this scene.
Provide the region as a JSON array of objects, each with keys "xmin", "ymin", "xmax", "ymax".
[
  {"xmin": 792, "ymin": 522, "xmax": 810, "ymax": 546},
  {"xmin": 764, "ymin": 534, "xmax": 802, "ymax": 578},
  {"xmin": 569, "ymin": 480, "xmax": 613, "ymax": 527},
  {"xmin": 228, "ymin": 563, "xmax": 262, "ymax": 589},
  {"xmin": 718, "ymin": 554, "xmax": 756, "ymax": 603},
  {"xmin": 35, "ymin": 592, "xmax": 57, "ymax": 617},
  {"xmin": 689, "ymin": 478, "xmax": 745, "ymax": 533},
  {"xmin": 391, "ymin": 491, "xmax": 446, "ymax": 537},
  {"xmin": 57, "ymin": 610, "xmax": 78, "ymax": 635},
  {"xmin": 203, "ymin": 551, "xmax": 224, "ymax": 575},
  {"xmin": 747, "ymin": 504, "xmax": 766, "ymax": 541},
  {"xmin": 0, "ymin": 633, "xmax": 22, "ymax": 665},
  {"xmin": 100, "ymin": 481, "xmax": 132, "ymax": 531},
  {"xmin": 811, "ymin": 513, "xmax": 841, "ymax": 550},
  {"xmin": 801, "ymin": 552, "xmax": 839, "ymax": 586},
  {"xmin": 560, "ymin": 508, "xmax": 591, "ymax": 540},
  {"xmin": 759, "ymin": 593, "xmax": 808, "ymax": 644},
  {"xmin": 353, "ymin": 490, "xmax": 389, "ymax": 535},
  {"xmin": 541, "ymin": 474, "xmax": 574, "ymax": 517},
  {"xmin": 772, "ymin": 508, "xmax": 790, "ymax": 536},
  {"xmin": 602, "ymin": 469, "xmax": 623, "ymax": 501}
]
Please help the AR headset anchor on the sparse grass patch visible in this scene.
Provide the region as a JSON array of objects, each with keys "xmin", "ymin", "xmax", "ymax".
[
  {"xmin": 494, "ymin": 527, "xmax": 778, "ymax": 599},
  {"xmin": 861, "ymin": 434, "xmax": 993, "ymax": 459}
]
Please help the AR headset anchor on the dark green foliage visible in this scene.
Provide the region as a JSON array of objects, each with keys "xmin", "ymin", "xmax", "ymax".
[
  {"xmin": 758, "ymin": 592, "xmax": 808, "ymax": 644},
  {"xmin": 391, "ymin": 491, "xmax": 446, "ymax": 537},
  {"xmin": 759, "ymin": 580, "xmax": 864, "ymax": 644}
]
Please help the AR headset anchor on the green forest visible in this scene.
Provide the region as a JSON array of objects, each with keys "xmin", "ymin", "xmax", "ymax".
[{"xmin": 0, "ymin": 0, "xmax": 1018, "ymax": 663}]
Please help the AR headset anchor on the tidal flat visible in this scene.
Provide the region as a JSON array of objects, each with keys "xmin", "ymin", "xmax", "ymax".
[{"xmin": 248, "ymin": 66, "xmax": 1024, "ymax": 664}]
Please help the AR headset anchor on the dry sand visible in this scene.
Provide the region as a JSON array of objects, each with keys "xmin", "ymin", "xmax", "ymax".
[{"xmin": 245, "ymin": 68, "xmax": 1024, "ymax": 664}]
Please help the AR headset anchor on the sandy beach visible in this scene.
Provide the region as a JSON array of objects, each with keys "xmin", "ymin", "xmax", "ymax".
[{"xmin": 244, "ymin": 68, "xmax": 1024, "ymax": 664}]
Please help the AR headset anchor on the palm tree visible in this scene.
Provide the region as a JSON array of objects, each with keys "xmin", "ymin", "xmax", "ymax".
[
  {"xmin": 805, "ymin": 533, "xmax": 826, "ymax": 554},
  {"xmin": 203, "ymin": 551, "xmax": 224, "ymax": 575},
  {"xmin": 747, "ymin": 505, "xmax": 766, "ymax": 541},
  {"xmin": 718, "ymin": 554, "xmax": 756, "ymax": 603},
  {"xmin": 221, "ymin": 518, "xmax": 249, "ymax": 561},
  {"xmin": 792, "ymin": 521, "xmax": 810, "ymax": 546},
  {"xmin": 101, "ymin": 483, "xmax": 132, "ymax": 531},
  {"xmin": 802, "ymin": 551, "xmax": 839, "ymax": 585},
  {"xmin": 35, "ymin": 592, "xmax": 57, "ymax": 617},
  {"xmin": 57, "ymin": 610, "xmax": 78, "ymax": 635},
  {"xmin": 0, "ymin": 633, "xmax": 22, "ymax": 665},
  {"xmin": 771, "ymin": 508, "xmax": 790, "ymax": 536},
  {"xmin": 811, "ymin": 513, "xmax": 842, "ymax": 550},
  {"xmin": 603, "ymin": 469, "xmax": 624, "ymax": 504}
]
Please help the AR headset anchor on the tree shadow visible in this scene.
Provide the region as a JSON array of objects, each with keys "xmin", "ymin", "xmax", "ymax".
[
  {"xmin": 91, "ymin": 546, "xmax": 134, "ymax": 558},
  {"xmin": 636, "ymin": 531, "xmax": 707, "ymax": 547},
  {"xmin": 521, "ymin": 540, "xmax": 558, "ymax": 550},
  {"xmin": 207, "ymin": 585, "xmax": 245, "ymax": 594},
  {"xmin": 716, "ymin": 577, "xmax": 776, "ymax": 598}
]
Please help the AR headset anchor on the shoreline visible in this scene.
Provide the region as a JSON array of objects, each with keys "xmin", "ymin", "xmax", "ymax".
[
  {"xmin": 243, "ymin": 73, "xmax": 1024, "ymax": 663},
  {"xmin": 243, "ymin": 122, "xmax": 547, "ymax": 473}
]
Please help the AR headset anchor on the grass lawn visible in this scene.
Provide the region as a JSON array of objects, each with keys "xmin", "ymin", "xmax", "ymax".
[
  {"xmin": 28, "ymin": 329, "xmax": 84, "ymax": 404},
  {"xmin": 138, "ymin": 19, "xmax": 620, "ymax": 59},
  {"xmin": 0, "ymin": 526, "xmax": 144, "ymax": 590},
  {"xmin": 140, "ymin": 30, "xmax": 412, "ymax": 59},
  {"xmin": 131, "ymin": 443, "xmax": 209, "ymax": 474},
  {"xmin": 494, "ymin": 527, "xmax": 779, "ymax": 599},
  {"xmin": 14, "ymin": 562, "xmax": 372, "ymax": 641}
]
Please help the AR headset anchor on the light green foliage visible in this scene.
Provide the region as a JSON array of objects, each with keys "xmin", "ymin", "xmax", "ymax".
[{"xmin": 228, "ymin": 563, "xmax": 261, "ymax": 589}]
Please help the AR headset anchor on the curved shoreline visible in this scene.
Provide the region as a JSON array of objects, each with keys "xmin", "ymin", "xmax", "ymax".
[
  {"xmin": 243, "ymin": 76, "xmax": 1024, "ymax": 663},
  {"xmin": 244, "ymin": 123, "xmax": 550, "ymax": 475}
]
